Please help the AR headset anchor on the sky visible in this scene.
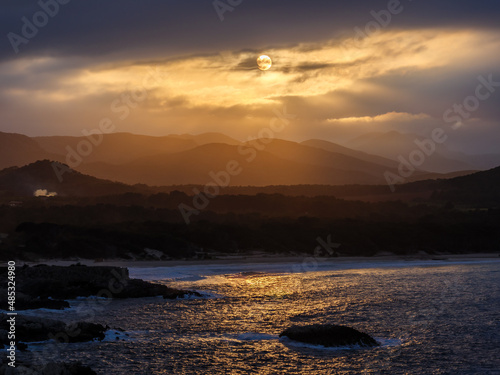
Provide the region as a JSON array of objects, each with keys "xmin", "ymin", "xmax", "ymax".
[{"xmin": 1, "ymin": 0, "xmax": 500, "ymax": 153}]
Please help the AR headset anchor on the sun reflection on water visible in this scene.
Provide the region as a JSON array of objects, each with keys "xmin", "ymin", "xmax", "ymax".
[{"xmin": 20, "ymin": 263, "xmax": 500, "ymax": 374}]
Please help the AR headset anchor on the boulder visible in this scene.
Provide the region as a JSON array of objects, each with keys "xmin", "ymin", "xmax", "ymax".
[
  {"xmin": 279, "ymin": 324, "xmax": 379, "ymax": 348},
  {"xmin": 67, "ymin": 322, "xmax": 107, "ymax": 343},
  {"xmin": 1, "ymin": 291, "xmax": 70, "ymax": 310},
  {"xmin": 0, "ymin": 265, "xmax": 201, "ymax": 310},
  {"xmin": 0, "ymin": 314, "xmax": 107, "ymax": 344},
  {"xmin": 0, "ymin": 360, "xmax": 97, "ymax": 375}
]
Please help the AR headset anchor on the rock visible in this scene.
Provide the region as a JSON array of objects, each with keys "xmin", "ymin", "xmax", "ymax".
[
  {"xmin": 112, "ymin": 278, "xmax": 201, "ymax": 299},
  {"xmin": 279, "ymin": 324, "xmax": 379, "ymax": 348},
  {"xmin": 67, "ymin": 322, "xmax": 107, "ymax": 343},
  {"xmin": 0, "ymin": 265, "xmax": 200, "ymax": 310},
  {"xmin": 42, "ymin": 362, "xmax": 97, "ymax": 375},
  {"xmin": 0, "ymin": 314, "xmax": 107, "ymax": 344},
  {"xmin": 0, "ymin": 314, "xmax": 65, "ymax": 343},
  {"xmin": 2, "ymin": 291, "xmax": 70, "ymax": 310},
  {"xmin": 0, "ymin": 360, "xmax": 97, "ymax": 375}
]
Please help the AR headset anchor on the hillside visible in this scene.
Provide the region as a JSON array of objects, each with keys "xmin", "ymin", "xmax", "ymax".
[
  {"xmin": 1, "ymin": 160, "xmax": 497, "ymax": 204},
  {"xmin": 0, "ymin": 130, "xmax": 486, "ymax": 187},
  {"xmin": 433, "ymin": 166, "xmax": 500, "ymax": 206},
  {"xmin": 77, "ymin": 142, "xmax": 381, "ymax": 186},
  {"xmin": 346, "ymin": 130, "xmax": 475, "ymax": 173},
  {"xmin": 34, "ymin": 133, "xmax": 199, "ymax": 165},
  {"xmin": 0, "ymin": 160, "xmax": 138, "ymax": 197},
  {"xmin": 301, "ymin": 139, "xmax": 398, "ymax": 169},
  {"xmin": 0, "ymin": 131, "xmax": 63, "ymax": 170}
]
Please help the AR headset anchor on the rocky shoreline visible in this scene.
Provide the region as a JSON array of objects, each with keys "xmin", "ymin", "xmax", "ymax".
[
  {"xmin": 0, "ymin": 264, "xmax": 201, "ymax": 311},
  {"xmin": 0, "ymin": 360, "xmax": 97, "ymax": 375},
  {"xmin": 0, "ymin": 314, "xmax": 108, "ymax": 345},
  {"xmin": 0, "ymin": 264, "xmax": 200, "ymax": 374},
  {"xmin": 0, "ymin": 313, "xmax": 108, "ymax": 374}
]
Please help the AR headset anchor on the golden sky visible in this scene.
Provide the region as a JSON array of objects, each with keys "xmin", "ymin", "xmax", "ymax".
[{"xmin": 1, "ymin": 25, "xmax": 500, "ymax": 152}]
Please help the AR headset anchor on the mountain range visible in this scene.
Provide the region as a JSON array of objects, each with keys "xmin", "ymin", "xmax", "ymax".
[
  {"xmin": 1, "ymin": 160, "xmax": 499, "ymax": 209},
  {"xmin": 346, "ymin": 130, "xmax": 500, "ymax": 171},
  {"xmin": 1, "ymin": 130, "xmax": 492, "ymax": 187},
  {"xmin": 0, "ymin": 160, "xmax": 137, "ymax": 197}
]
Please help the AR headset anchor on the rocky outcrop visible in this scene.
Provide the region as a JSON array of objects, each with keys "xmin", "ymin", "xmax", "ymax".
[
  {"xmin": 0, "ymin": 264, "xmax": 200, "ymax": 310},
  {"xmin": 0, "ymin": 291, "xmax": 70, "ymax": 311},
  {"xmin": 0, "ymin": 314, "xmax": 107, "ymax": 345},
  {"xmin": 279, "ymin": 324, "xmax": 379, "ymax": 348},
  {"xmin": 0, "ymin": 360, "xmax": 97, "ymax": 375}
]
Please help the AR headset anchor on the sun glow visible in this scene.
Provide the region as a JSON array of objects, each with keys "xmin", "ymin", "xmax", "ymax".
[
  {"xmin": 55, "ymin": 29, "xmax": 495, "ymax": 108},
  {"xmin": 2, "ymin": 28, "xmax": 499, "ymax": 138},
  {"xmin": 257, "ymin": 55, "xmax": 273, "ymax": 71}
]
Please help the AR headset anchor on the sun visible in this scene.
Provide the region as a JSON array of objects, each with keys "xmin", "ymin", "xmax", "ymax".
[{"xmin": 257, "ymin": 55, "xmax": 272, "ymax": 71}]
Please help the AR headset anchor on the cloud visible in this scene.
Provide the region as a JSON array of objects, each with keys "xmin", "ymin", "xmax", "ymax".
[
  {"xmin": 60, "ymin": 28, "xmax": 495, "ymax": 110},
  {"xmin": 1, "ymin": 1, "xmax": 499, "ymax": 63},
  {"xmin": 327, "ymin": 112, "xmax": 430, "ymax": 124},
  {"xmin": 1, "ymin": 17, "xmax": 499, "ymax": 153}
]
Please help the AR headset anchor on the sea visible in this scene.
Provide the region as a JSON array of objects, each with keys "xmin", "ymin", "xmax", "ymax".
[{"xmin": 11, "ymin": 258, "xmax": 500, "ymax": 374}]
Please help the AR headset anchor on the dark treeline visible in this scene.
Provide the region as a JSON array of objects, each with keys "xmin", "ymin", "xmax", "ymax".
[{"xmin": 1, "ymin": 192, "xmax": 499, "ymax": 261}]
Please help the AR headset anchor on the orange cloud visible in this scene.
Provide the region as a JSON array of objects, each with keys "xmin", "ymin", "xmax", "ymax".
[{"xmin": 327, "ymin": 112, "xmax": 430, "ymax": 125}]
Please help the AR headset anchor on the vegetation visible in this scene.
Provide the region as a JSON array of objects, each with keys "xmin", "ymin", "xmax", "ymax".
[
  {"xmin": 1, "ymin": 193, "xmax": 499, "ymax": 261},
  {"xmin": 1, "ymin": 161, "xmax": 499, "ymax": 261}
]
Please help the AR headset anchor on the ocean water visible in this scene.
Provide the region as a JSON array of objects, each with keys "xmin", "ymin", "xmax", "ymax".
[{"xmin": 16, "ymin": 259, "xmax": 500, "ymax": 374}]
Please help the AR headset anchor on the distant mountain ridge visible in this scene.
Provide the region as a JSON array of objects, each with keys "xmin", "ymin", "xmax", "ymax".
[
  {"xmin": 1, "ymin": 161, "xmax": 498, "ymax": 207},
  {"xmin": 0, "ymin": 160, "xmax": 138, "ymax": 197},
  {"xmin": 301, "ymin": 139, "xmax": 398, "ymax": 169},
  {"xmin": 346, "ymin": 130, "xmax": 497, "ymax": 172},
  {"xmin": 0, "ymin": 130, "xmax": 489, "ymax": 187},
  {"xmin": 0, "ymin": 131, "xmax": 64, "ymax": 170},
  {"xmin": 78, "ymin": 142, "xmax": 386, "ymax": 186}
]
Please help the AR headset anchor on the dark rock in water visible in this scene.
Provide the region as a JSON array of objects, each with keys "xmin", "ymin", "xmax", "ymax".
[
  {"xmin": 3, "ymin": 291, "xmax": 70, "ymax": 311},
  {"xmin": 17, "ymin": 342, "xmax": 28, "ymax": 351},
  {"xmin": 0, "ymin": 360, "xmax": 97, "ymax": 374},
  {"xmin": 112, "ymin": 277, "xmax": 201, "ymax": 300},
  {"xmin": 0, "ymin": 265, "xmax": 201, "ymax": 310},
  {"xmin": 0, "ymin": 314, "xmax": 107, "ymax": 344},
  {"xmin": 0, "ymin": 314, "xmax": 64, "ymax": 343},
  {"xmin": 279, "ymin": 324, "xmax": 379, "ymax": 348},
  {"xmin": 66, "ymin": 322, "xmax": 107, "ymax": 343}
]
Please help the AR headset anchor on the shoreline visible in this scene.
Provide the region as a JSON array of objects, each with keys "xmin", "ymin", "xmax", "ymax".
[{"xmin": 8, "ymin": 252, "xmax": 500, "ymax": 269}]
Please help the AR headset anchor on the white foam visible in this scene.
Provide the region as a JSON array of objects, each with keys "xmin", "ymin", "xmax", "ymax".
[
  {"xmin": 102, "ymin": 329, "xmax": 134, "ymax": 342},
  {"xmin": 128, "ymin": 264, "xmax": 290, "ymax": 282},
  {"xmin": 279, "ymin": 336, "xmax": 403, "ymax": 351},
  {"xmin": 128, "ymin": 258, "xmax": 500, "ymax": 283},
  {"xmin": 375, "ymin": 337, "xmax": 403, "ymax": 348},
  {"xmin": 74, "ymin": 296, "xmax": 108, "ymax": 301},
  {"xmin": 279, "ymin": 336, "xmax": 371, "ymax": 351},
  {"xmin": 2, "ymin": 329, "xmax": 140, "ymax": 351},
  {"xmin": 176, "ymin": 291, "xmax": 223, "ymax": 300},
  {"xmin": 235, "ymin": 332, "xmax": 278, "ymax": 341},
  {"xmin": 0, "ymin": 306, "xmax": 77, "ymax": 316}
]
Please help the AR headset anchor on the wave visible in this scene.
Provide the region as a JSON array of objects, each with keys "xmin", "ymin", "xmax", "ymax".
[
  {"xmin": 176, "ymin": 291, "xmax": 223, "ymax": 300},
  {"xmin": 279, "ymin": 336, "xmax": 403, "ymax": 351},
  {"xmin": 102, "ymin": 329, "xmax": 135, "ymax": 342},
  {"xmin": 375, "ymin": 337, "xmax": 404, "ymax": 348},
  {"xmin": 129, "ymin": 259, "xmax": 500, "ymax": 284},
  {"xmin": 234, "ymin": 332, "xmax": 278, "ymax": 341},
  {"xmin": 0, "ymin": 306, "xmax": 78, "ymax": 316}
]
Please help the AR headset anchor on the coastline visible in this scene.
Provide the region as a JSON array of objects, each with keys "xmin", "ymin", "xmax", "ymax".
[{"xmin": 9, "ymin": 252, "xmax": 500, "ymax": 269}]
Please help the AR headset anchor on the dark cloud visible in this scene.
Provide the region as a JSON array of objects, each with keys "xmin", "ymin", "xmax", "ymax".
[
  {"xmin": 234, "ymin": 56, "xmax": 260, "ymax": 71},
  {"xmin": 1, "ymin": 0, "xmax": 499, "ymax": 154},
  {"xmin": 1, "ymin": 0, "xmax": 499, "ymax": 62},
  {"xmin": 291, "ymin": 57, "xmax": 373, "ymax": 74},
  {"xmin": 295, "ymin": 62, "xmax": 333, "ymax": 71}
]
